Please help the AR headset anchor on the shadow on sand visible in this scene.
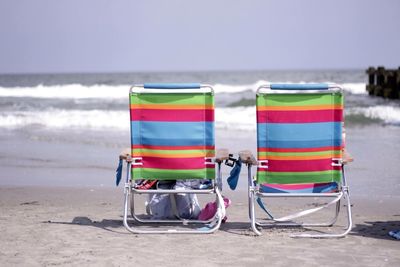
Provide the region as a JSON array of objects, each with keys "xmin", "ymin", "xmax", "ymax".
[
  {"xmin": 43, "ymin": 216, "xmax": 128, "ymax": 234},
  {"xmin": 350, "ymin": 220, "xmax": 400, "ymax": 241},
  {"xmin": 43, "ymin": 217, "xmax": 400, "ymax": 240}
]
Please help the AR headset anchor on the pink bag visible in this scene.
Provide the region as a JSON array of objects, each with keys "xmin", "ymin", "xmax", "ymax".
[{"xmin": 198, "ymin": 196, "xmax": 231, "ymax": 222}]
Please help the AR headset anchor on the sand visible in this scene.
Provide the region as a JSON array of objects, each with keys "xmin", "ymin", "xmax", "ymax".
[
  {"xmin": 0, "ymin": 125, "xmax": 400, "ymax": 266},
  {"xmin": 0, "ymin": 186, "xmax": 399, "ymax": 267}
]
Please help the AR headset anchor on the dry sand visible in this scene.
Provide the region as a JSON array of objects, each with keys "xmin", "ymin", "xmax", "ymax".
[{"xmin": 0, "ymin": 186, "xmax": 399, "ymax": 267}]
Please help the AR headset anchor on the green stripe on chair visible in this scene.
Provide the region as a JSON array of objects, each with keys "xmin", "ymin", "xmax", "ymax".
[
  {"xmin": 257, "ymin": 93, "xmax": 343, "ymax": 107},
  {"xmin": 130, "ymin": 93, "xmax": 214, "ymax": 106},
  {"xmin": 258, "ymin": 150, "xmax": 342, "ymax": 157},
  {"xmin": 257, "ymin": 170, "xmax": 341, "ymax": 184},
  {"xmin": 132, "ymin": 168, "xmax": 215, "ymax": 180}
]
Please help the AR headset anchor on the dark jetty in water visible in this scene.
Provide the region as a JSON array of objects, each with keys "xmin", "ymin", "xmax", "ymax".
[{"xmin": 366, "ymin": 66, "xmax": 400, "ymax": 99}]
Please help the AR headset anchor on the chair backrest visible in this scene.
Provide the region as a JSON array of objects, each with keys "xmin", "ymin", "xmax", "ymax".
[
  {"xmin": 129, "ymin": 84, "xmax": 215, "ymax": 180},
  {"xmin": 256, "ymin": 84, "xmax": 344, "ymax": 185}
]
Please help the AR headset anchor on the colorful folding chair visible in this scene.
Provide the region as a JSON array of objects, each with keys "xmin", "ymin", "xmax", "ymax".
[
  {"xmin": 119, "ymin": 83, "xmax": 229, "ymax": 234},
  {"xmin": 240, "ymin": 83, "xmax": 352, "ymax": 238}
]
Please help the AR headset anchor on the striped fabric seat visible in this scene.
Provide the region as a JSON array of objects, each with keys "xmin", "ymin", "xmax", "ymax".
[
  {"xmin": 260, "ymin": 182, "xmax": 338, "ymax": 194},
  {"xmin": 256, "ymin": 92, "xmax": 344, "ymax": 188},
  {"xmin": 130, "ymin": 92, "xmax": 215, "ymax": 180}
]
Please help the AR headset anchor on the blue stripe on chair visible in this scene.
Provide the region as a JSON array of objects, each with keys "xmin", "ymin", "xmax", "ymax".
[
  {"xmin": 257, "ymin": 139, "xmax": 342, "ymax": 149},
  {"xmin": 258, "ymin": 122, "xmax": 341, "ymax": 141},
  {"xmin": 270, "ymin": 83, "xmax": 329, "ymax": 90},
  {"xmin": 131, "ymin": 121, "xmax": 214, "ymax": 146},
  {"xmin": 257, "ymin": 122, "xmax": 342, "ymax": 148},
  {"xmin": 143, "ymin": 83, "xmax": 201, "ymax": 89}
]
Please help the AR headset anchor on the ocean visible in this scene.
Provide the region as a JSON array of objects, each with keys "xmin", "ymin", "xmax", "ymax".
[
  {"xmin": 1, "ymin": 70, "xmax": 400, "ymax": 192},
  {"xmin": 1, "ymin": 70, "xmax": 399, "ymax": 133}
]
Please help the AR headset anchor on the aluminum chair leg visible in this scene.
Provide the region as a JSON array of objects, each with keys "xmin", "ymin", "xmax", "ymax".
[
  {"xmin": 249, "ymin": 187, "xmax": 262, "ymax": 236},
  {"xmin": 246, "ymin": 161, "xmax": 351, "ymax": 237},
  {"xmin": 291, "ymin": 188, "xmax": 352, "ymax": 238},
  {"xmin": 246, "ymin": 165, "xmax": 261, "ymax": 235},
  {"xmin": 255, "ymin": 196, "xmax": 341, "ymax": 228}
]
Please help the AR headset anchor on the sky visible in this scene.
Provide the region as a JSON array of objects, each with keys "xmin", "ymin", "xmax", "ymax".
[{"xmin": 0, "ymin": 0, "xmax": 399, "ymax": 74}]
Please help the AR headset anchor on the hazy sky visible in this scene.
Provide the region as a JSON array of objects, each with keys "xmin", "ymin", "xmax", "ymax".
[{"xmin": 1, "ymin": 0, "xmax": 399, "ymax": 73}]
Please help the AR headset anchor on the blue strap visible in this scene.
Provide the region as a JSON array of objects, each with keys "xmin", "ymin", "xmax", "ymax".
[
  {"xmin": 256, "ymin": 197, "xmax": 274, "ymax": 219},
  {"xmin": 115, "ymin": 159, "xmax": 123, "ymax": 186},
  {"xmin": 270, "ymin": 83, "xmax": 329, "ymax": 90},
  {"xmin": 143, "ymin": 83, "xmax": 201, "ymax": 89},
  {"xmin": 227, "ymin": 159, "xmax": 242, "ymax": 190}
]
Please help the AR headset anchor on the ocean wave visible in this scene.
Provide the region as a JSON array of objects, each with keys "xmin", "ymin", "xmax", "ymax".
[
  {"xmin": 215, "ymin": 107, "xmax": 256, "ymax": 131},
  {"xmin": 0, "ymin": 107, "xmax": 257, "ymax": 131},
  {"xmin": 347, "ymin": 106, "xmax": 400, "ymax": 125},
  {"xmin": 4, "ymin": 104, "xmax": 399, "ymax": 131},
  {"xmin": 0, "ymin": 84, "xmax": 129, "ymax": 99},
  {"xmin": 342, "ymin": 83, "xmax": 367, "ymax": 95},
  {"xmin": 0, "ymin": 109, "xmax": 129, "ymax": 130},
  {"xmin": 0, "ymin": 82, "xmax": 367, "ymax": 99}
]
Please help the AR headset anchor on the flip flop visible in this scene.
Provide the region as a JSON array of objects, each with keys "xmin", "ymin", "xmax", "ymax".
[{"xmin": 388, "ymin": 230, "xmax": 400, "ymax": 240}]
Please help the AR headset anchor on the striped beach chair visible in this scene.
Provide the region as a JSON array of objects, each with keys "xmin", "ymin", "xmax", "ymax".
[
  {"xmin": 120, "ymin": 83, "xmax": 228, "ymax": 234},
  {"xmin": 240, "ymin": 83, "xmax": 352, "ymax": 237}
]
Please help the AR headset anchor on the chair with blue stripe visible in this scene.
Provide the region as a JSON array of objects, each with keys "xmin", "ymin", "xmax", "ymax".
[
  {"xmin": 240, "ymin": 83, "xmax": 352, "ymax": 237},
  {"xmin": 119, "ymin": 83, "xmax": 229, "ymax": 234}
]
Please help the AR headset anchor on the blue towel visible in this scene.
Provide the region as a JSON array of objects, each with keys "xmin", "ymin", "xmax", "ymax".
[
  {"xmin": 227, "ymin": 159, "xmax": 242, "ymax": 190},
  {"xmin": 116, "ymin": 159, "xmax": 123, "ymax": 186}
]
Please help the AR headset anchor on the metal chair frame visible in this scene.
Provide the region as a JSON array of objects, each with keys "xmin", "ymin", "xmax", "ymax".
[
  {"xmin": 244, "ymin": 83, "xmax": 352, "ymax": 238},
  {"xmin": 122, "ymin": 84, "xmax": 227, "ymax": 234}
]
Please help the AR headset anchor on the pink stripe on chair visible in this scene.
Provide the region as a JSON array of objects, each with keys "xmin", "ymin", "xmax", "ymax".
[
  {"xmin": 131, "ymin": 109, "xmax": 214, "ymax": 122},
  {"xmin": 257, "ymin": 109, "xmax": 343, "ymax": 123},
  {"xmin": 140, "ymin": 156, "xmax": 207, "ymax": 170},
  {"xmin": 265, "ymin": 159, "xmax": 341, "ymax": 172}
]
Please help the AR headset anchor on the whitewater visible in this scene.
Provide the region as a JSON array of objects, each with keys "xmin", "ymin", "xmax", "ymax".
[{"xmin": 0, "ymin": 81, "xmax": 399, "ymax": 131}]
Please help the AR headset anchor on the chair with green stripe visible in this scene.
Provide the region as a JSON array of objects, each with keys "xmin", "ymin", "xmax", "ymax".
[
  {"xmin": 118, "ymin": 83, "xmax": 229, "ymax": 234},
  {"xmin": 240, "ymin": 83, "xmax": 352, "ymax": 237}
]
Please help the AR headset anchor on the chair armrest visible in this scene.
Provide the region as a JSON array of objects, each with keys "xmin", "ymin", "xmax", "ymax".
[
  {"xmin": 215, "ymin": 148, "xmax": 229, "ymax": 163},
  {"xmin": 119, "ymin": 148, "xmax": 132, "ymax": 162},
  {"xmin": 239, "ymin": 150, "xmax": 258, "ymax": 165},
  {"xmin": 342, "ymin": 149, "xmax": 354, "ymax": 164}
]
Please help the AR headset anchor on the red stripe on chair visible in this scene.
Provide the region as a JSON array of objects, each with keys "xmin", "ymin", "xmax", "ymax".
[
  {"xmin": 141, "ymin": 157, "xmax": 207, "ymax": 169},
  {"xmin": 264, "ymin": 159, "xmax": 341, "ymax": 172},
  {"xmin": 257, "ymin": 109, "xmax": 343, "ymax": 123},
  {"xmin": 131, "ymin": 109, "xmax": 214, "ymax": 122},
  {"xmin": 258, "ymin": 146, "xmax": 342, "ymax": 153}
]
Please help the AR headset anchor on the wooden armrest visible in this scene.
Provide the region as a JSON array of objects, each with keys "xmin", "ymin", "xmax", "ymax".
[
  {"xmin": 215, "ymin": 148, "xmax": 229, "ymax": 163},
  {"xmin": 239, "ymin": 150, "xmax": 258, "ymax": 165},
  {"xmin": 342, "ymin": 149, "xmax": 354, "ymax": 164},
  {"xmin": 119, "ymin": 148, "xmax": 131, "ymax": 161}
]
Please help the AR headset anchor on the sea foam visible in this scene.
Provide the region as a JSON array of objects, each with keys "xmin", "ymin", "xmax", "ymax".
[
  {"xmin": 347, "ymin": 106, "xmax": 400, "ymax": 125},
  {"xmin": 1, "ymin": 82, "xmax": 399, "ymax": 130},
  {"xmin": 0, "ymin": 84, "xmax": 129, "ymax": 99},
  {"xmin": 0, "ymin": 82, "xmax": 366, "ymax": 98}
]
